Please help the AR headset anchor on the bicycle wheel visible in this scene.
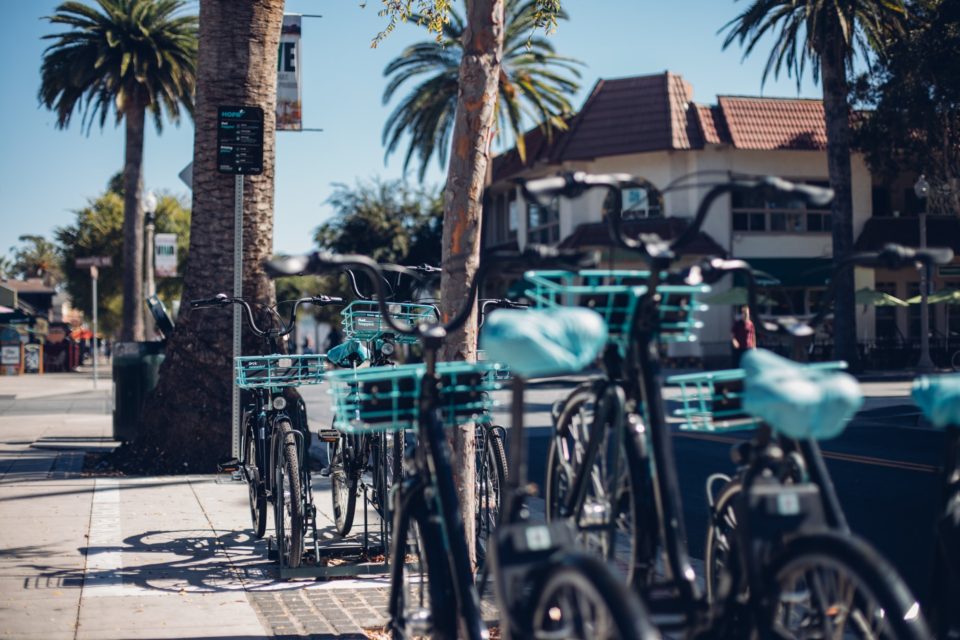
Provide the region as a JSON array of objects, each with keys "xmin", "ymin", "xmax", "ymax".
[
  {"xmin": 545, "ymin": 385, "xmax": 649, "ymax": 587},
  {"xmin": 244, "ymin": 416, "xmax": 267, "ymax": 539},
  {"xmin": 766, "ymin": 531, "xmax": 930, "ymax": 640},
  {"xmin": 475, "ymin": 426, "xmax": 507, "ymax": 569},
  {"xmin": 371, "ymin": 430, "xmax": 402, "ymax": 522},
  {"xmin": 931, "ymin": 490, "xmax": 960, "ymax": 639},
  {"xmin": 390, "ymin": 493, "xmax": 458, "ymax": 640},
  {"xmin": 952, "ymin": 349, "xmax": 960, "ymax": 372},
  {"xmin": 274, "ymin": 420, "xmax": 305, "ymax": 569},
  {"xmin": 530, "ymin": 553, "xmax": 658, "ymax": 640},
  {"xmin": 705, "ymin": 477, "xmax": 741, "ymax": 603},
  {"xmin": 329, "ymin": 427, "xmax": 359, "ymax": 537}
]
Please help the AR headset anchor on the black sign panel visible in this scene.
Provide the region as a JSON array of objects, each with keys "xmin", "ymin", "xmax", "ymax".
[{"xmin": 217, "ymin": 106, "xmax": 264, "ymax": 175}]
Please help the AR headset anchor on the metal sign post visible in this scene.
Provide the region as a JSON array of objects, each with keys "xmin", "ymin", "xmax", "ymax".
[
  {"xmin": 75, "ymin": 256, "xmax": 112, "ymax": 389},
  {"xmin": 232, "ymin": 175, "xmax": 243, "ymax": 459},
  {"xmin": 217, "ymin": 105, "xmax": 264, "ymax": 459},
  {"xmin": 91, "ymin": 265, "xmax": 98, "ymax": 389}
]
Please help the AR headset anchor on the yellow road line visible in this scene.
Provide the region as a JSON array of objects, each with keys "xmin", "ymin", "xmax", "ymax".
[{"xmin": 673, "ymin": 431, "xmax": 938, "ymax": 474}]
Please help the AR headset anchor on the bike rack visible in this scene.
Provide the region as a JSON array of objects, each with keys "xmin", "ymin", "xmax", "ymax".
[{"xmin": 268, "ymin": 432, "xmax": 392, "ymax": 580}]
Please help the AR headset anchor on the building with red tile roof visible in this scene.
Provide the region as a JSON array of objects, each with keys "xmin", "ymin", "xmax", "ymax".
[{"xmin": 483, "ymin": 71, "xmax": 959, "ymax": 364}]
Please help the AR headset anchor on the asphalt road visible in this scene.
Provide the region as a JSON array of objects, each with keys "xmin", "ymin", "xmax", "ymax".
[{"xmin": 299, "ymin": 376, "xmax": 945, "ymax": 602}]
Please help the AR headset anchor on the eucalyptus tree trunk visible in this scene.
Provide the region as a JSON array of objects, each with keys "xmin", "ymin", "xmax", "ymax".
[
  {"xmin": 137, "ymin": 0, "xmax": 284, "ymax": 472},
  {"xmin": 820, "ymin": 39, "xmax": 860, "ymax": 370},
  {"xmin": 121, "ymin": 98, "xmax": 146, "ymax": 342},
  {"xmin": 439, "ymin": 0, "xmax": 505, "ymax": 565}
]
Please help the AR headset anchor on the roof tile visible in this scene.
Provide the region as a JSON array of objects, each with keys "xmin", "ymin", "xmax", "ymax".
[{"xmin": 719, "ymin": 96, "xmax": 826, "ymax": 150}]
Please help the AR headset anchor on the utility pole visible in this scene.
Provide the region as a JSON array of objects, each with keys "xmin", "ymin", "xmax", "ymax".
[
  {"xmin": 915, "ymin": 175, "xmax": 936, "ymax": 372},
  {"xmin": 91, "ymin": 265, "xmax": 99, "ymax": 388},
  {"xmin": 143, "ymin": 192, "xmax": 158, "ymax": 339}
]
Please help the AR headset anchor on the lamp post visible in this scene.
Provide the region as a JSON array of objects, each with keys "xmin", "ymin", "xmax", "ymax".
[
  {"xmin": 915, "ymin": 175, "xmax": 936, "ymax": 372},
  {"xmin": 142, "ymin": 191, "xmax": 158, "ymax": 338}
]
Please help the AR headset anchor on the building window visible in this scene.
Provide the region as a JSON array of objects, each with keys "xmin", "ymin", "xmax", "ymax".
[
  {"xmin": 622, "ymin": 187, "xmax": 662, "ymax": 217},
  {"xmin": 872, "ymin": 186, "xmax": 892, "ymax": 217},
  {"xmin": 875, "ymin": 282, "xmax": 899, "ymax": 341},
  {"xmin": 487, "ymin": 190, "xmax": 518, "ymax": 246},
  {"xmin": 732, "ymin": 179, "xmax": 831, "ymax": 233},
  {"xmin": 908, "ymin": 283, "xmax": 922, "ymax": 339},
  {"xmin": 528, "ymin": 199, "xmax": 560, "ymax": 245}
]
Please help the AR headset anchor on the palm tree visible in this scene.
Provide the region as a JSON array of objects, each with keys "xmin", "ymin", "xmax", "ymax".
[
  {"xmin": 722, "ymin": 0, "xmax": 905, "ymax": 369},
  {"xmin": 11, "ymin": 235, "xmax": 63, "ymax": 286},
  {"xmin": 39, "ymin": 0, "xmax": 197, "ymax": 342},
  {"xmin": 382, "ymin": 0, "xmax": 582, "ymax": 181},
  {"xmin": 136, "ymin": 0, "xmax": 284, "ymax": 473}
]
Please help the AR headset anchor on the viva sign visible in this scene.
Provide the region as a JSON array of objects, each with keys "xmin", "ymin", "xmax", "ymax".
[{"xmin": 277, "ymin": 15, "xmax": 302, "ymax": 131}]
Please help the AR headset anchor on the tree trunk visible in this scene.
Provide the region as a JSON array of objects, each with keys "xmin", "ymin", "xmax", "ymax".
[
  {"xmin": 439, "ymin": 0, "xmax": 505, "ymax": 567},
  {"xmin": 820, "ymin": 45, "xmax": 860, "ymax": 370},
  {"xmin": 121, "ymin": 100, "xmax": 146, "ymax": 342},
  {"xmin": 134, "ymin": 0, "xmax": 284, "ymax": 473}
]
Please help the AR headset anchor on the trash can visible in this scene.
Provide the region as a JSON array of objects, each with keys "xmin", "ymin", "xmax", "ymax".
[{"xmin": 112, "ymin": 341, "xmax": 165, "ymax": 443}]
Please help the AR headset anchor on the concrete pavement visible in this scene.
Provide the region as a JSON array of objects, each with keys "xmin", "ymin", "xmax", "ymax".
[
  {"xmin": 0, "ymin": 366, "xmax": 930, "ymax": 639},
  {"xmin": 0, "ymin": 371, "xmax": 394, "ymax": 640}
]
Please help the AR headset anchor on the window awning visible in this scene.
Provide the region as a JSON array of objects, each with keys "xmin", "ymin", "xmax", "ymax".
[{"xmin": 744, "ymin": 258, "xmax": 834, "ymax": 287}]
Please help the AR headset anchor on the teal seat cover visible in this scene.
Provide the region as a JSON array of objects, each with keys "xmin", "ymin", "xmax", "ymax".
[
  {"xmin": 912, "ymin": 374, "xmax": 960, "ymax": 429},
  {"xmin": 741, "ymin": 349, "xmax": 863, "ymax": 440},
  {"xmin": 327, "ymin": 339, "xmax": 369, "ymax": 367},
  {"xmin": 480, "ymin": 308, "xmax": 607, "ymax": 378}
]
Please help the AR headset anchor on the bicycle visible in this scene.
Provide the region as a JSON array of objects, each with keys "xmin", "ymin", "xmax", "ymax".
[
  {"xmin": 191, "ymin": 292, "xmax": 341, "ymax": 569},
  {"xmin": 521, "ymin": 172, "xmax": 931, "ymax": 638},
  {"xmin": 472, "ymin": 298, "xmax": 526, "ymax": 570},
  {"xmin": 912, "ymin": 374, "xmax": 960, "ymax": 639},
  {"xmin": 265, "ymin": 248, "xmax": 658, "ymax": 640}
]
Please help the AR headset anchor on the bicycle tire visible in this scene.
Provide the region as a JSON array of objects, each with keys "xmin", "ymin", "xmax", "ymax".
[
  {"xmin": 952, "ymin": 349, "xmax": 960, "ymax": 372},
  {"xmin": 244, "ymin": 416, "xmax": 267, "ymax": 539},
  {"xmin": 704, "ymin": 477, "xmax": 741, "ymax": 604},
  {"xmin": 475, "ymin": 426, "xmax": 507, "ymax": 570},
  {"xmin": 330, "ymin": 427, "xmax": 359, "ymax": 537},
  {"xmin": 931, "ymin": 490, "xmax": 960, "ymax": 639},
  {"xmin": 766, "ymin": 531, "xmax": 930, "ymax": 640},
  {"xmin": 274, "ymin": 420, "xmax": 305, "ymax": 569},
  {"xmin": 530, "ymin": 553, "xmax": 659, "ymax": 640},
  {"xmin": 545, "ymin": 384, "xmax": 649, "ymax": 588},
  {"xmin": 390, "ymin": 490, "xmax": 458, "ymax": 640}
]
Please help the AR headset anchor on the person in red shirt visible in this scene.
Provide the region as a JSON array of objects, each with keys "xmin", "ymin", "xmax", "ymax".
[{"xmin": 731, "ymin": 304, "xmax": 757, "ymax": 367}]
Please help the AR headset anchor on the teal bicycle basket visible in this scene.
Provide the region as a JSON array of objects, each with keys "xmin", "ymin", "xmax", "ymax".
[
  {"xmin": 235, "ymin": 353, "xmax": 328, "ymax": 389},
  {"xmin": 341, "ymin": 300, "xmax": 437, "ymax": 344},
  {"xmin": 326, "ymin": 361, "xmax": 500, "ymax": 433},
  {"xmin": 666, "ymin": 361, "xmax": 847, "ymax": 432},
  {"xmin": 524, "ymin": 269, "xmax": 709, "ymax": 349}
]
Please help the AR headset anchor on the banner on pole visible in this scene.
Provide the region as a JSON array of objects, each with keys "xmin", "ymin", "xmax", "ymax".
[
  {"xmin": 277, "ymin": 15, "xmax": 302, "ymax": 131},
  {"xmin": 155, "ymin": 234, "xmax": 178, "ymax": 278}
]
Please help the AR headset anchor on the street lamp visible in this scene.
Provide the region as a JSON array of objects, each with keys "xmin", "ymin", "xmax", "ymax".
[
  {"xmin": 915, "ymin": 175, "xmax": 936, "ymax": 372},
  {"xmin": 142, "ymin": 191, "xmax": 158, "ymax": 338}
]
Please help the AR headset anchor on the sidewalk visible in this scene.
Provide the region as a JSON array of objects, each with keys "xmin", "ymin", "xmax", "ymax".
[{"xmin": 0, "ymin": 372, "xmax": 395, "ymax": 640}]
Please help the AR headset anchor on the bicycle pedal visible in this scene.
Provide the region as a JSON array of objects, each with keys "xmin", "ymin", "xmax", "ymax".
[
  {"xmin": 217, "ymin": 457, "xmax": 241, "ymax": 473},
  {"xmin": 317, "ymin": 428, "xmax": 340, "ymax": 443},
  {"xmin": 407, "ymin": 609, "xmax": 433, "ymax": 636}
]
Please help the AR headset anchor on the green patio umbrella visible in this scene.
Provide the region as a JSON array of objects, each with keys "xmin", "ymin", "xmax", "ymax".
[
  {"xmin": 906, "ymin": 288, "xmax": 960, "ymax": 305},
  {"xmin": 703, "ymin": 287, "xmax": 776, "ymax": 306},
  {"xmin": 855, "ymin": 287, "xmax": 909, "ymax": 307}
]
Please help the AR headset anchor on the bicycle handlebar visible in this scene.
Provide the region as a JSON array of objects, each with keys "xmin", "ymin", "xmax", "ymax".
[
  {"xmin": 189, "ymin": 294, "xmax": 344, "ymax": 340},
  {"xmin": 689, "ymin": 242, "xmax": 954, "ymax": 340},
  {"xmin": 263, "ymin": 246, "xmax": 595, "ymax": 339},
  {"xmin": 802, "ymin": 243, "xmax": 955, "ymax": 332},
  {"xmin": 520, "ymin": 171, "xmax": 834, "ymax": 260}
]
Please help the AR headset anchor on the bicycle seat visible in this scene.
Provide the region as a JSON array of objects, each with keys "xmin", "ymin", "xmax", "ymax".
[
  {"xmin": 479, "ymin": 307, "xmax": 607, "ymax": 378},
  {"xmin": 327, "ymin": 339, "xmax": 369, "ymax": 367},
  {"xmin": 740, "ymin": 349, "xmax": 863, "ymax": 440},
  {"xmin": 912, "ymin": 374, "xmax": 960, "ymax": 429}
]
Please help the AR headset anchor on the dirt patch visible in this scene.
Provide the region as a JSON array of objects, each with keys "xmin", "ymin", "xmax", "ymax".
[{"xmin": 80, "ymin": 450, "xmax": 127, "ymax": 477}]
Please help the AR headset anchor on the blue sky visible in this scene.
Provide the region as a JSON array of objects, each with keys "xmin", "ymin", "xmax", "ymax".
[{"xmin": 1, "ymin": 0, "xmax": 823, "ymax": 257}]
